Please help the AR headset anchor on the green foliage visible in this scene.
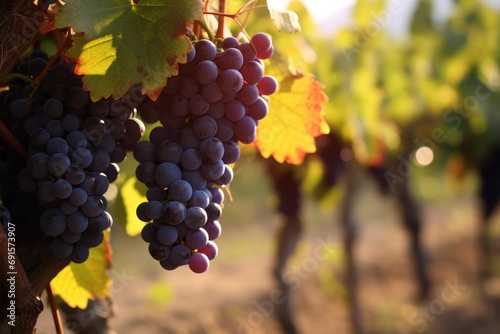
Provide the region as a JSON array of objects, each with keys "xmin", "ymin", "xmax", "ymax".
[{"xmin": 56, "ymin": 0, "xmax": 204, "ymax": 101}]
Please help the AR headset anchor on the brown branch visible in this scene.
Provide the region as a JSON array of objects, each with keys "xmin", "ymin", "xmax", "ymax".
[
  {"xmin": 0, "ymin": 120, "xmax": 28, "ymax": 161},
  {"xmin": 46, "ymin": 284, "xmax": 64, "ymax": 334},
  {"xmin": 0, "ymin": 226, "xmax": 43, "ymax": 334},
  {"xmin": 216, "ymin": 0, "xmax": 226, "ymax": 39}
]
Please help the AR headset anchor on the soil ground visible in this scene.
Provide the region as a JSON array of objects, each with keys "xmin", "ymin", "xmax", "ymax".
[{"xmin": 36, "ymin": 162, "xmax": 500, "ymax": 334}]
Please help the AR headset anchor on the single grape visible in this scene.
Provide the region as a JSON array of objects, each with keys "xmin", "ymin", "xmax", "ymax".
[
  {"xmin": 29, "ymin": 128, "xmax": 50, "ymax": 149},
  {"xmin": 71, "ymin": 244, "xmax": 90, "ymax": 263},
  {"xmin": 44, "ymin": 98, "xmax": 64, "ymax": 118},
  {"xmin": 203, "ymin": 220, "xmax": 222, "ymax": 240},
  {"xmin": 237, "ymin": 84, "xmax": 259, "ymax": 105},
  {"xmin": 198, "ymin": 240, "xmax": 218, "ymax": 260},
  {"xmin": 145, "ymin": 200, "xmax": 163, "ymax": 220},
  {"xmin": 81, "ymin": 196, "xmax": 104, "ymax": 218},
  {"xmin": 248, "ymin": 97, "xmax": 268, "ymax": 121},
  {"xmin": 194, "ymin": 39, "xmax": 217, "ymax": 62},
  {"xmin": 161, "ymin": 200, "xmax": 187, "ymax": 225},
  {"xmin": 189, "ymin": 189, "xmax": 210, "ymax": 208},
  {"xmin": 201, "ymin": 82, "xmax": 223, "ymax": 103},
  {"xmin": 180, "ymin": 148, "xmax": 202, "ymax": 171},
  {"xmin": 169, "ymin": 179, "xmax": 193, "ymax": 203},
  {"xmin": 50, "ymin": 237, "xmax": 74, "ymax": 259},
  {"xmin": 258, "ymin": 75, "xmax": 279, "ymax": 95},
  {"xmin": 219, "ymin": 48, "xmax": 244, "ymax": 70},
  {"xmin": 149, "ymin": 241, "xmax": 171, "ymax": 261},
  {"xmin": 225, "ymin": 100, "xmax": 246, "ymax": 122},
  {"xmin": 192, "ymin": 115, "xmax": 218, "ymax": 140},
  {"xmin": 40, "ymin": 208, "xmax": 67, "ymax": 237},
  {"xmin": 157, "ymin": 225, "xmax": 178, "ymax": 246},
  {"xmin": 46, "ymin": 137, "xmax": 69, "ymax": 155},
  {"xmin": 186, "ymin": 228, "xmax": 209, "ymax": 250},
  {"xmin": 194, "ymin": 60, "xmax": 219, "ymax": 85},
  {"xmin": 169, "ymin": 244, "xmax": 191, "ymax": 266},
  {"xmin": 154, "ymin": 162, "xmax": 182, "ymax": 187},
  {"xmin": 233, "ymin": 116, "xmax": 257, "ymax": 144},
  {"xmin": 67, "ymin": 211, "xmax": 89, "ymax": 233},
  {"xmin": 200, "ymin": 159, "xmax": 225, "ymax": 181},
  {"xmin": 222, "ymin": 36, "xmax": 239, "ymax": 50},
  {"xmin": 215, "ymin": 118, "xmax": 235, "ymax": 142},
  {"xmin": 251, "ymin": 33, "xmax": 272, "ymax": 56},
  {"xmin": 199, "ymin": 137, "xmax": 224, "ymax": 164},
  {"xmin": 222, "ymin": 140, "xmax": 241, "ymax": 164},
  {"xmin": 188, "ymin": 252, "xmax": 210, "ymax": 273},
  {"xmin": 206, "ymin": 202, "xmax": 222, "ymax": 221},
  {"xmin": 218, "ymin": 69, "xmax": 244, "ymax": 94},
  {"xmin": 52, "ymin": 178, "xmax": 73, "ymax": 199},
  {"xmin": 184, "ymin": 206, "xmax": 208, "ymax": 229},
  {"xmin": 239, "ymin": 60, "xmax": 264, "ymax": 84},
  {"xmin": 189, "ymin": 94, "xmax": 210, "ymax": 115}
]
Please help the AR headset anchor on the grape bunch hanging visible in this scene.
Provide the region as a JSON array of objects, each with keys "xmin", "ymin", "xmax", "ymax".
[
  {"xmin": 0, "ymin": 32, "xmax": 276, "ymax": 274},
  {"xmin": 135, "ymin": 33, "xmax": 277, "ymax": 273},
  {"xmin": 0, "ymin": 50, "xmax": 146, "ymax": 263}
]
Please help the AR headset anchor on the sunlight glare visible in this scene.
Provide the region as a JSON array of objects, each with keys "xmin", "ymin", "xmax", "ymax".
[{"xmin": 415, "ymin": 146, "xmax": 434, "ymax": 166}]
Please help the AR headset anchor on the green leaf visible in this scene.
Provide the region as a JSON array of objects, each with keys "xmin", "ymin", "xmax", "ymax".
[
  {"xmin": 115, "ymin": 176, "xmax": 148, "ymax": 236},
  {"xmin": 56, "ymin": 0, "xmax": 204, "ymax": 101},
  {"xmin": 266, "ymin": 0, "xmax": 301, "ymax": 33},
  {"xmin": 51, "ymin": 231, "xmax": 112, "ymax": 309}
]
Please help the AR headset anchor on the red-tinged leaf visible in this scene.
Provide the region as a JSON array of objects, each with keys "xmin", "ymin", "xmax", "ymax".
[
  {"xmin": 55, "ymin": 0, "xmax": 203, "ymax": 101},
  {"xmin": 255, "ymin": 55, "xmax": 330, "ymax": 164}
]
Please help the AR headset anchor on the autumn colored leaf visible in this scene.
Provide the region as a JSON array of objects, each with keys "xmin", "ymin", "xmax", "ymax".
[
  {"xmin": 55, "ymin": 0, "xmax": 204, "ymax": 101},
  {"xmin": 51, "ymin": 230, "xmax": 112, "ymax": 309},
  {"xmin": 255, "ymin": 55, "xmax": 329, "ymax": 164}
]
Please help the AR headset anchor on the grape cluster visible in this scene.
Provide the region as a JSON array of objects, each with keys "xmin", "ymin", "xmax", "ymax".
[
  {"xmin": 135, "ymin": 33, "xmax": 277, "ymax": 273},
  {"xmin": 0, "ymin": 51, "xmax": 145, "ymax": 263}
]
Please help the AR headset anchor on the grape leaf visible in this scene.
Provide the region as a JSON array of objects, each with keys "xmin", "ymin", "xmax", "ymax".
[
  {"xmin": 115, "ymin": 176, "xmax": 147, "ymax": 236},
  {"xmin": 51, "ymin": 230, "xmax": 112, "ymax": 309},
  {"xmin": 55, "ymin": 0, "xmax": 204, "ymax": 101},
  {"xmin": 255, "ymin": 55, "xmax": 329, "ymax": 164},
  {"xmin": 266, "ymin": 0, "xmax": 301, "ymax": 33}
]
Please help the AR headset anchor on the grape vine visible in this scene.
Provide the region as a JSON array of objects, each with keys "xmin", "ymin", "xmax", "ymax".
[{"xmin": 0, "ymin": 1, "xmax": 315, "ymax": 332}]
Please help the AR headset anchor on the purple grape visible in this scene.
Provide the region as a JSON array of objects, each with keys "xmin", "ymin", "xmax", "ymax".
[
  {"xmin": 189, "ymin": 252, "xmax": 210, "ymax": 273},
  {"xmin": 184, "ymin": 206, "xmax": 208, "ymax": 229},
  {"xmin": 157, "ymin": 225, "xmax": 178, "ymax": 246},
  {"xmin": 203, "ymin": 220, "xmax": 222, "ymax": 240},
  {"xmin": 219, "ymin": 48, "xmax": 244, "ymax": 70},
  {"xmin": 198, "ymin": 240, "xmax": 218, "ymax": 260},
  {"xmin": 258, "ymin": 75, "xmax": 279, "ymax": 95},
  {"xmin": 186, "ymin": 228, "xmax": 209, "ymax": 250},
  {"xmin": 170, "ymin": 244, "xmax": 191, "ymax": 266},
  {"xmin": 219, "ymin": 69, "xmax": 244, "ymax": 94},
  {"xmin": 168, "ymin": 179, "xmax": 193, "ymax": 203},
  {"xmin": 194, "ymin": 60, "xmax": 219, "ymax": 85}
]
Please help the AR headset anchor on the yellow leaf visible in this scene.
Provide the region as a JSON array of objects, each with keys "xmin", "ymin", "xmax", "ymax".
[
  {"xmin": 51, "ymin": 230, "xmax": 112, "ymax": 309},
  {"xmin": 122, "ymin": 177, "xmax": 148, "ymax": 236},
  {"xmin": 255, "ymin": 55, "xmax": 329, "ymax": 165}
]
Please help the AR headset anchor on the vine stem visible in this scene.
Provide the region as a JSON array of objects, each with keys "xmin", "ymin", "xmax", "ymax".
[
  {"xmin": 46, "ymin": 284, "xmax": 64, "ymax": 334},
  {"xmin": 203, "ymin": 0, "xmax": 267, "ymax": 42},
  {"xmin": 197, "ymin": 20, "xmax": 215, "ymax": 42},
  {"xmin": 0, "ymin": 120, "xmax": 28, "ymax": 161},
  {"xmin": 0, "ymin": 226, "xmax": 43, "ymax": 334},
  {"xmin": 33, "ymin": 33, "xmax": 73, "ymax": 87},
  {"xmin": 0, "ymin": 73, "xmax": 35, "ymax": 86},
  {"xmin": 216, "ymin": 0, "xmax": 226, "ymax": 39}
]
